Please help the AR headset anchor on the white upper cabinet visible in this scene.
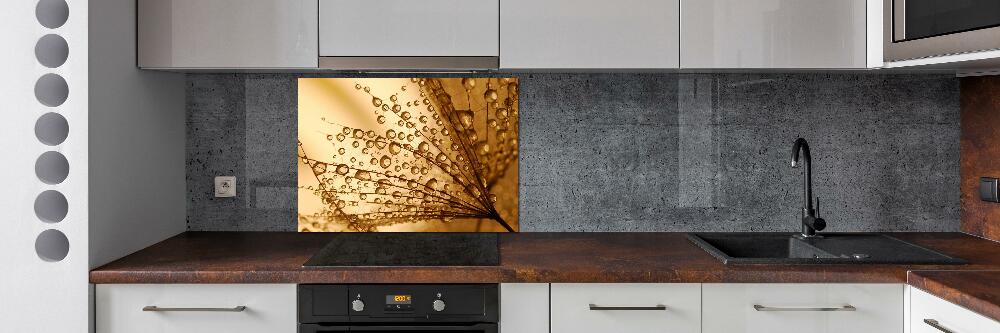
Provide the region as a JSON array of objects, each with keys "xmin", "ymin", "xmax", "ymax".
[
  {"xmin": 319, "ymin": 0, "xmax": 499, "ymax": 57},
  {"xmin": 133, "ymin": 0, "xmax": 884, "ymax": 70},
  {"xmin": 501, "ymin": 0, "xmax": 680, "ymax": 69},
  {"xmin": 138, "ymin": 0, "xmax": 318, "ymax": 69},
  {"xmin": 680, "ymin": 0, "xmax": 872, "ymax": 69}
]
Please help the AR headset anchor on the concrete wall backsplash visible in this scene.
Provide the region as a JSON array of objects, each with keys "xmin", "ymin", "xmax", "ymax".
[{"xmin": 186, "ymin": 73, "xmax": 960, "ymax": 232}]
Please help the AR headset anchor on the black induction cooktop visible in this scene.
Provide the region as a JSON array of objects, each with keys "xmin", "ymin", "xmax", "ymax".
[{"xmin": 303, "ymin": 233, "xmax": 500, "ymax": 267}]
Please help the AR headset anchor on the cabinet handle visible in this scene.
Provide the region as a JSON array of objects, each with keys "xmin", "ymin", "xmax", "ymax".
[
  {"xmin": 589, "ymin": 304, "xmax": 667, "ymax": 311},
  {"xmin": 923, "ymin": 319, "xmax": 956, "ymax": 333},
  {"xmin": 753, "ymin": 304, "xmax": 856, "ymax": 312},
  {"xmin": 142, "ymin": 306, "xmax": 247, "ymax": 312}
]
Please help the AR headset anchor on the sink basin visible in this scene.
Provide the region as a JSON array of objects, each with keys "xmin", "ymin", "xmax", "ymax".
[{"xmin": 687, "ymin": 233, "xmax": 966, "ymax": 265}]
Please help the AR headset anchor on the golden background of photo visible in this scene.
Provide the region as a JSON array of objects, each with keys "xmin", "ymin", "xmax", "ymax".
[{"xmin": 298, "ymin": 78, "xmax": 519, "ymax": 232}]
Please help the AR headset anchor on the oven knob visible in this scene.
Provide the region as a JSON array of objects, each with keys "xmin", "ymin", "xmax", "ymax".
[
  {"xmin": 351, "ymin": 299, "xmax": 365, "ymax": 312},
  {"xmin": 432, "ymin": 299, "xmax": 446, "ymax": 312}
]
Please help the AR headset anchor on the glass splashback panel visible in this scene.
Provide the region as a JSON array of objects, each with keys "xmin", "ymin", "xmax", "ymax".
[{"xmin": 298, "ymin": 78, "xmax": 519, "ymax": 232}]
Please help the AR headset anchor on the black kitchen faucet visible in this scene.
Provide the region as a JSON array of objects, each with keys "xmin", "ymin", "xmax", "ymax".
[{"xmin": 791, "ymin": 138, "xmax": 826, "ymax": 238}]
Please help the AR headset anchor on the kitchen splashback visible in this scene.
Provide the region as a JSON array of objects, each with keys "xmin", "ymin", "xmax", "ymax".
[
  {"xmin": 297, "ymin": 78, "xmax": 519, "ymax": 232},
  {"xmin": 186, "ymin": 73, "xmax": 960, "ymax": 232}
]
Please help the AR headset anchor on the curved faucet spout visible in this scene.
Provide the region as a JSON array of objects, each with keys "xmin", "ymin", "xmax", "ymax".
[
  {"xmin": 791, "ymin": 138, "xmax": 810, "ymax": 168},
  {"xmin": 791, "ymin": 138, "xmax": 813, "ymax": 211}
]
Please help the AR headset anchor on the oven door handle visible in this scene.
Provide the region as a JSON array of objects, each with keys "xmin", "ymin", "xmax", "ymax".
[{"xmin": 348, "ymin": 323, "xmax": 497, "ymax": 331}]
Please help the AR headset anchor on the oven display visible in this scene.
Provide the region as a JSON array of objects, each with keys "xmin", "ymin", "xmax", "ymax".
[
  {"xmin": 386, "ymin": 295, "xmax": 412, "ymax": 304},
  {"xmin": 385, "ymin": 295, "xmax": 413, "ymax": 311}
]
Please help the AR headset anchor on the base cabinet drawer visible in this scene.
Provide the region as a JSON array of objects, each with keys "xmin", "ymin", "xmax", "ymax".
[
  {"xmin": 910, "ymin": 287, "xmax": 1000, "ymax": 333},
  {"xmin": 551, "ymin": 283, "xmax": 701, "ymax": 333},
  {"xmin": 96, "ymin": 284, "xmax": 296, "ymax": 333},
  {"xmin": 702, "ymin": 283, "xmax": 903, "ymax": 333}
]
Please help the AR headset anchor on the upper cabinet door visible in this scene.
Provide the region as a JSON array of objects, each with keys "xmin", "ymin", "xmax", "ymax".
[
  {"xmin": 501, "ymin": 0, "xmax": 680, "ymax": 69},
  {"xmin": 138, "ymin": 0, "xmax": 318, "ymax": 69},
  {"xmin": 681, "ymin": 0, "xmax": 869, "ymax": 68},
  {"xmin": 318, "ymin": 0, "xmax": 499, "ymax": 57}
]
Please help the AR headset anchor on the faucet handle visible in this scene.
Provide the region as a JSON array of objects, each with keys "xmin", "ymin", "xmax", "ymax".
[{"xmin": 815, "ymin": 196, "xmax": 820, "ymax": 218}]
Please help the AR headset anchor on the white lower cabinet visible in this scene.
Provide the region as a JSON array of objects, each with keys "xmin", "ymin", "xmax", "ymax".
[
  {"xmin": 551, "ymin": 283, "xmax": 701, "ymax": 333},
  {"xmin": 96, "ymin": 284, "xmax": 297, "ymax": 333},
  {"xmin": 702, "ymin": 283, "xmax": 904, "ymax": 333},
  {"xmin": 94, "ymin": 282, "xmax": 999, "ymax": 333},
  {"xmin": 500, "ymin": 283, "xmax": 549, "ymax": 333},
  {"xmin": 910, "ymin": 286, "xmax": 1000, "ymax": 333}
]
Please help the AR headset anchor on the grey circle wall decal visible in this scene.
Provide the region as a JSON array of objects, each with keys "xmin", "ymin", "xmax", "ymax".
[
  {"xmin": 35, "ymin": 34, "xmax": 69, "ymax": 68},
  {"xmin": 35, "ymin": 151, "xmax": 69, "ymax": 184},
  {"xmin": 34, "ymin": 190, "xmax": 68, "ymax": 223},
  {"xmin": 34, "ymin": 73, "xmax": 69, "ymax": 107},
  {"xmin": 36, "ymin": 0, "xmax": 69, "ymax": 29},
  {"xmin": 35, "ymin": 112, "xmax": 69, "ymax": 146},
  {"xmin": 35, "ymin": 229, "xmax": 69, "ymax": 262}
]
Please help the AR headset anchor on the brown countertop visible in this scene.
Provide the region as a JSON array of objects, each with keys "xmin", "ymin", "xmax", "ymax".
[
  {"xmin": 90, "ymin": 232, "xmax": 1000, "ymax": 320},
  {"xmin": 908, "ymin": 270, "xmax": 1000, "ymax": 322},
  {"xmin": 91, "ymin": 232, "xmax": 1000, "ymax": 284}
]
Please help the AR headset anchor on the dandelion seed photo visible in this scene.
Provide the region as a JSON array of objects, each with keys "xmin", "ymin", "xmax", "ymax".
[{"xmin": 298, "ymin": 78, "xmax": 519, "ymax": 232}]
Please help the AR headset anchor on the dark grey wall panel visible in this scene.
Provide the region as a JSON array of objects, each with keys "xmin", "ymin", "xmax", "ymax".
[{"xmin": 186, "ymin": 73, "xmax": 960, "ymax": 232}]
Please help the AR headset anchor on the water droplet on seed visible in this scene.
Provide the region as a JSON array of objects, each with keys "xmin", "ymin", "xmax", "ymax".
[
  {"xmin": 458, "ymin": 111, "xmax": 474, "ymax": 129},
  {"xmin": 336, "ymin": 164, "xmax": 350, "ymax": 175},
  {"xmin": 462, "ymin": 78, "xmax": 476, "ymax": 90},
  {"xmin": 484, "ymin": 89, "xmax": 498, "ymax": 102}
]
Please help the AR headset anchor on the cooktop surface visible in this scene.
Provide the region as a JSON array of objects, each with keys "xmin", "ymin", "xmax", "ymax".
[{"xmin": 303, "ymin": 233, "xmax": 500, "ymax": 267}]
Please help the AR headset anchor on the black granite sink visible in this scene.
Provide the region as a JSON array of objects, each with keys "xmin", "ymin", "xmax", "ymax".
[{"xmin": 687, "ymin": 233, "xmax": 966, "ymax": 265}]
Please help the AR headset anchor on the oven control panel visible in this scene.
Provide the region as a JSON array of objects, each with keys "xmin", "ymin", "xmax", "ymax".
[
  {"xmin": 385, "ymin": 294, "xmax": 414, "ymax": 312},
  {"xmin": 298, "ymin": 284, "xmax": 498, "ymax": 324}
]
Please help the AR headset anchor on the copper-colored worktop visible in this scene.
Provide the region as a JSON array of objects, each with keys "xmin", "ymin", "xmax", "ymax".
[
  {"xmin": 91, "ymin": 232, "xmax": 1000, "ymax": 284},
  {"xmin": 89, "ymin": 232, "xmax": 1000, "ymax": 321},
  {"xmin": 908, "ymin": 270, "xmax": 1000, "ymax": 322}
]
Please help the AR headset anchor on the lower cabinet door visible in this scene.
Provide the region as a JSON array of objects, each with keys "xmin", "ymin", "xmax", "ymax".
[
  {"xmin": 96, "ymin": 284, "xmax": 297, "ymax": 333},
  {"xmin": 910, "ymin": 287, "xmax": 1000, "ymax": 333},
  {"xmin": 500, "ymin": 283, "xmax": 548, "ymax": 333},
  {"xmin": 550, "ymin": 283, "xmax": 701, "ymax": 333},
  {"xmin": 702, "ymin": 283, "xmax": 903, "ymax": 333}
]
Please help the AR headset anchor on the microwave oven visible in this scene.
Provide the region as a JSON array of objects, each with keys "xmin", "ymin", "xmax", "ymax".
[{"xmin": 884, "ymin": 0, "xmax": 1000, "ymax": 62}]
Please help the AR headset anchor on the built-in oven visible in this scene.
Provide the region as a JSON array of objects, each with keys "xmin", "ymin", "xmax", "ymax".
[
  {"xmin": 298, "ymin": 284, "xmax": 498, "ymax": 333},
  {"xmin": 884, "ymin": 0, "xmax": 1000, "ymax": 61}
]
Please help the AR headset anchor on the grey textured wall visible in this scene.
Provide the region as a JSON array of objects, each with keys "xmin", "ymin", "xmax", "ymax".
[{"xmin": 186, "ymin": 73, "xmax": 960, "ymax": 232}]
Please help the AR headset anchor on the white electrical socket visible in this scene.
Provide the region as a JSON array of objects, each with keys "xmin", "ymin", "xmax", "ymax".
[{"xmin": 214, "ymin": 176, "xmax": 236, "ymax": 198}]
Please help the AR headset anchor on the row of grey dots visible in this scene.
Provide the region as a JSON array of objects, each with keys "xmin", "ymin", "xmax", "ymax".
[{"xmin": 33, "ymin": 0, "xmax": 70, "ymax": 263}]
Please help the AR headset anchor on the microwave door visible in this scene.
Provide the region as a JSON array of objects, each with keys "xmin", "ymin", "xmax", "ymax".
[
  {"xmin": 885, "ymin": 0, "xmax": 1000, "ymax": 61},
  {"xmin": 896, "ymin": 0, "xmax": 1000, "ymax": 42}
]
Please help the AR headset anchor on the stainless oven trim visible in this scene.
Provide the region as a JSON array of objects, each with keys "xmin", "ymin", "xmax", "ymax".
[{"xmin": 884, "ymin": 0, "xmax": 1000, "ymax": 62}]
